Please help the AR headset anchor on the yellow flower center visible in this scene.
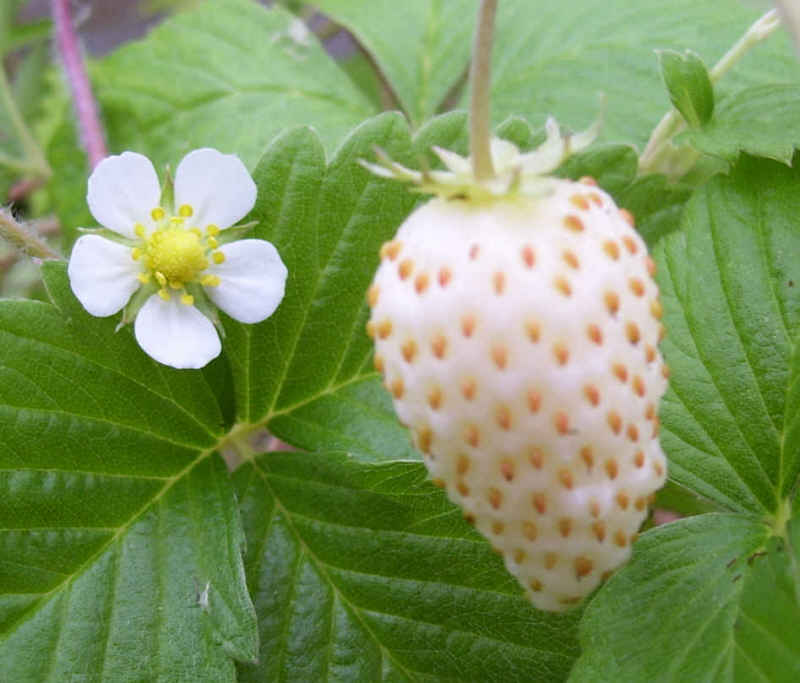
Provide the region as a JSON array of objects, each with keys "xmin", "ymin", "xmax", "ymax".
[
  {"xmin": 147, "ymin": 229, "xmax": 208, "ymax": 285},
  {"xmin": 132, "ymin": 204, "xmax": 225, "ymax": 305}
]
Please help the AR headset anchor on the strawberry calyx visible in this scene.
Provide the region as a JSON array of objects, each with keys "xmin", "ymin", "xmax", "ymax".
[{"xmin": 362, "ymin": 116, "xmax": 601, "ymax": 202}]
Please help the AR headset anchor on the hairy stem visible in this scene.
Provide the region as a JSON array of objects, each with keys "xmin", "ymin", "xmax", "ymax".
[
  {"xmin": 51, "ymin": 0, "xmax": 107, "ymax": 168},
  {"xmin": 469, "ymin": 0, "xmax": 498, "ymax": 180},
  {"xmin": 639, "ymin": 9, "xmax": 781, "ymax": 176},
  {"xmin": 0, "ymin": 208, "xmax": 61, "ymax": 260}
]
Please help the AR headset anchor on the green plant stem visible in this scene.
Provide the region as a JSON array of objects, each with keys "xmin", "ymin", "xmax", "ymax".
[
  {"xmin": 639, "ymin": 9, "xmax": 781, "ymax": 176},
  {"xmin": 469, "ymin": 0, "xmax": 498, "ymax": 180},
  {"xmin": 0, "ymin": 207, "xmax": 61, "ymax": 260}
]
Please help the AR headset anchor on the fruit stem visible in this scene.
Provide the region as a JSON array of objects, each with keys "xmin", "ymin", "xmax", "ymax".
[
  {"xmin": 469, "ymin": 0, "xmax": 498, "ymax": 181},
  {"xmin": 639, "ymin": 9, "xmax": 781, "ymax": 177}
]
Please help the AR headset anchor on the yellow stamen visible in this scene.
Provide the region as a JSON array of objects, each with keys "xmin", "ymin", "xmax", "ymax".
[
  {"xmin": 158, "ymin": 288, "xmax": 171, "ymax": 301},
  {"xmin": 190, "ymin": 228, "xmax": 202, "ymax": 237},
  {"xmin": 178, "ymin": 204, "xmax": 194, "ymax": 217},
  {"xmin": 202, "ymin": 274, "xmax": 221, "ymax": 287},
  {"xmin": 180, "ymin": 293, "xmax": 195, "ymax": 305},
  {"xmin": 206, "ymin": 224, "xmax": 220, "ymax": 236},
  {"xmin": 206, "ymin": 236, "xmax": 218, "ymax": 249},
  {"xmin": 134, "ymin": 223, "xmax": 146, "ymax": 238},
  {"xmin": 212, "ymin": 251, "xmax": 225, "ymax": 264},
  {"xmin": 137, "ymin": 273, "xmax": 150, "ymax": 284},
  {"xmin": 169, "ymin": 281, "xmax": 183, "ymax": 290},
  {"xmin": 155, "ymin": 271, "xmax": 167, "ymax": 286},
  {"xmin": 169, "ymin": 217, "xmax": 184, "ymax": 227},
  {"xmin": 151, "ymin": 207, "xmax": 165, "ymax": 221},
  {"xmin": 131, "ymin": 247, "xmax": 142, "ymax": 260}
]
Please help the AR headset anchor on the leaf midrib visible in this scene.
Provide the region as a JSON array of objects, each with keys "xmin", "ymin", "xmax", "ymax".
[
  {"xmin": 249, "ymin": 459, "xmax": 417, "ymax": 681},
  {"xmin": 662, "ymin": 243, "xmax": 769, "ymax": 513},
  {"xmin": 703, "ymin": 187, "xmax": 785, "ymax": 503}
]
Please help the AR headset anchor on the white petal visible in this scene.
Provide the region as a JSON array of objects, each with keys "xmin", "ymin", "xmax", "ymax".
[
  {"xmin": 87, "ymin": 152, "xmax": 161, "ymax": 238},
  {"xmin": 174, "ymin": 148, "xmax": 256, "ymax": 230},
  {"xmin": 134, "ymin": 295, "xmax": 221, "ymax": 369},
  {"xmin": 67, "ymin": 235, "xmax": 141, "ymax": 317},
  {"xmin": 205, "ymin": 239, "xmax": 287, "ymax": 324}
]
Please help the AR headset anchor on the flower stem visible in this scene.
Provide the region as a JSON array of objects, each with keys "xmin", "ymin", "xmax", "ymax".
[
  {"xmin": 639, "ymin": 9, "xmax": 781, "ymax": 176},
  {"xmin": 51, "ymin": 0, "xmax": 108, "ymax": 168},
  {"xmin": 469, "ymin": 0, "xmax": 498, "ymax": 181},
  {"xmin": 0, "ymin": 207, "xmax": 61, "ymax": 260}
]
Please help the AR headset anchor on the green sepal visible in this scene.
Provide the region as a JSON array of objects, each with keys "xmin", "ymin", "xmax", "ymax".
[
  {"xmin": 217, "ymin": 222, "xmax": 256, "ymax": 245},
  {"xmin": 657, "ymin": 49, "xmax": 714, "ymax": 128},
  {"xmin": 76, "ymin": 227, "xmax": 138, "ymax": 248},
  {"xmin": 159, "ymin": 165, "xmax": 175, "ymax": 212},
  {"xmin": 119, "ymin": 282, "xmax": 156, "ymax": 327},
  {"xmin": 185, "ymin": 282, "xmax": 224, "ymax": 339}
]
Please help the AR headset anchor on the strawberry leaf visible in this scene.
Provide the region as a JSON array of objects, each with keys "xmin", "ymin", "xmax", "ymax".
[
  {"xmin": 784, "ymin": 339, "xmax": 800, "ymax": 497},
  {"xmin": 571, "ymin": 514, "xmax": 798, "ymax": 681},
  {"xmin": 222, "ymin": 112, "xmax": 478, "ymax": 462},
  {"xmin": 617, "ymin": 175, "xmax": 692, "ymax": 246},
  {"xmin": 731, "ymin": 521, "xmax": 800, "ymax": 680},
  {"xmin": 487, "ymin": 0, "xmax": 799, "ymax": 148},
  {"xmin": 653, "ymin": 480, "xmax": 727, "ymax": 518},
  {"xmin": 657, "ymin": 49, "xmax": 714, "ymax": 129},
  {"xmin": 313, "ymin": 0, "xmax": 475, "ymax": 127},
  {"xmin": 554, "ymin": 143, "xmax": 639, "ymax": 197},
  {"xmin": 681, "ymin": 85, "xmax": 800, "ymax": 167},
  {"xmin": 0, "ymin": 265, "xmax": 257, "ymax": 679},
  {"xmin": 234, "ymin": 452, "xmax": 581, "ymax": 682},
  {"xmin": 655, "ymin": 156, "xmax": 800, "ymax": 514},
  {"xmin": 91, "ymin": 0, "xmax": 376, "ymax": 170}
]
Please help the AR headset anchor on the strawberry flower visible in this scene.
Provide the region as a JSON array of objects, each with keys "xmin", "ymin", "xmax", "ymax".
[{"xmin": 68, "ymin": 148, "xmax": 287, "ymax": 369}]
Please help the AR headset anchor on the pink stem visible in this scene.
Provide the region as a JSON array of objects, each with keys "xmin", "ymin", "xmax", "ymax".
[
  {"xmin": 51, "ymin": 0, "xmax": 107, "ymax": 168},
  {"xmin": 9, "ymin": 176, "xmax": 46, "ymax": 202}
]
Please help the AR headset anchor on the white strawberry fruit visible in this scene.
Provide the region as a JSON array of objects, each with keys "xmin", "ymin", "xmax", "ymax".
[{"xmin": 364, "ymin": 123, "xmax": 668, "ymax": 611}]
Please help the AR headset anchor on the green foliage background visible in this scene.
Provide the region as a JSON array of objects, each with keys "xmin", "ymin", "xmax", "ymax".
[{"xmin": 1, "ymin": 0, "xmax": 800, "ymax": 680}]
